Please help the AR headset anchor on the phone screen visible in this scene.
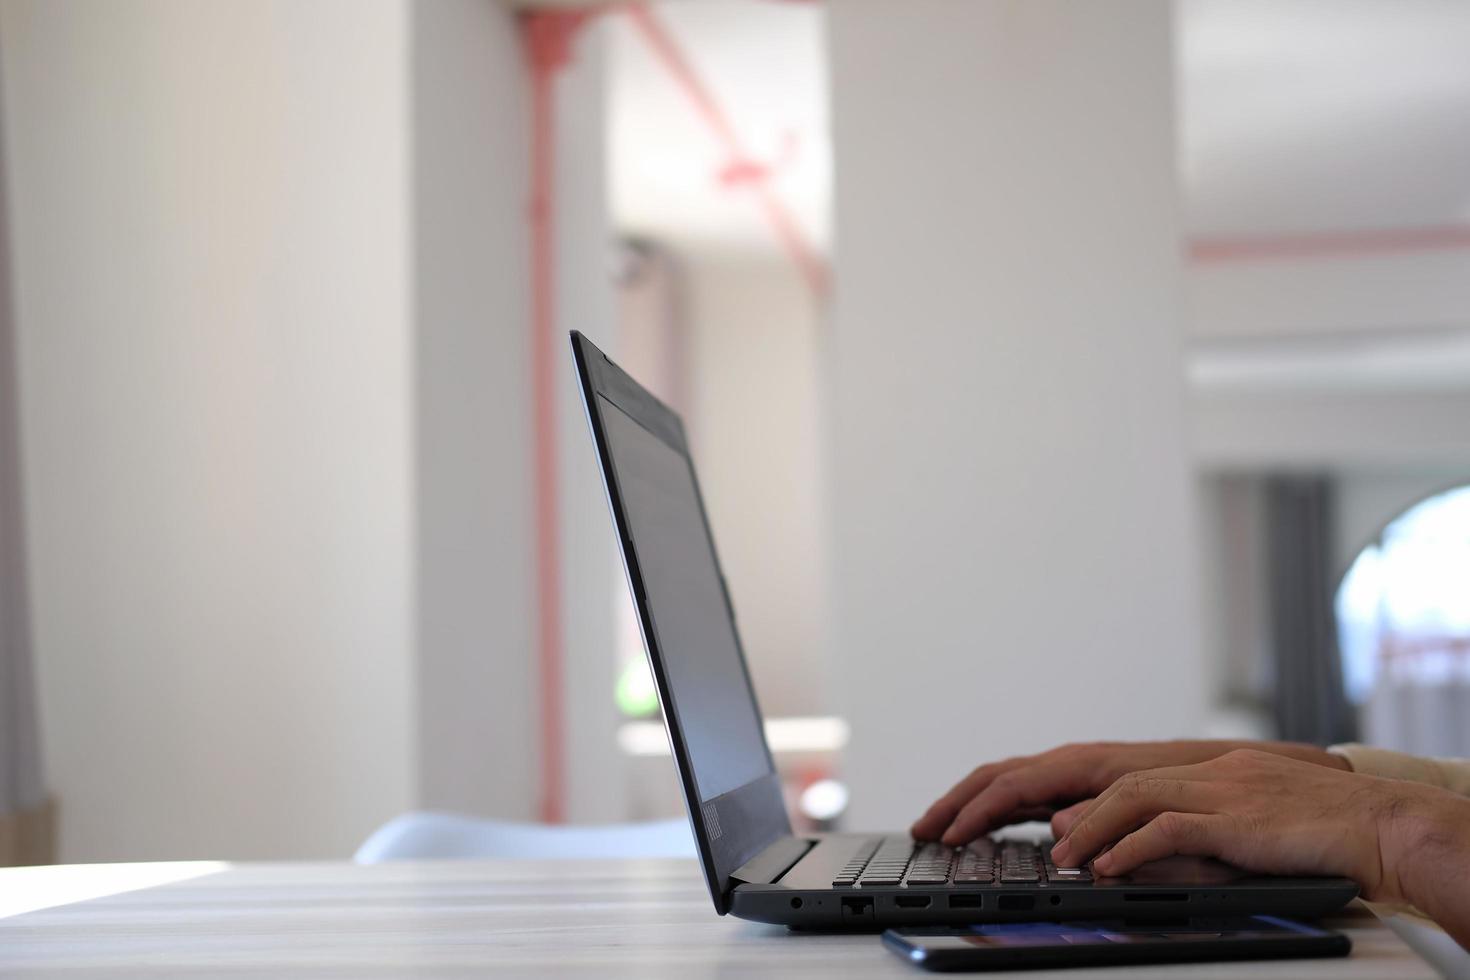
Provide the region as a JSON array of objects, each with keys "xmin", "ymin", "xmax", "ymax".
[
  {"xmin": 908, "ymin": 916, "xmax": 1327, "ymax": 947},
  {"xmin": 885, "ymin": 917, "xmax": 1348, "ymax": 970}
]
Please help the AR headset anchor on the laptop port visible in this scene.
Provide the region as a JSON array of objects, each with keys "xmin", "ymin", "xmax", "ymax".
[
  {"xmin": 840, "ymin": 897, "xmax": 875, "ymax": 923},
  {"xmin": 998, "ymin": 895, "xmax": 1034, "ymax": 911},
  {"xmin": 894, "ymin": 895, "xmax": 931, "ymax": 909},
  {"xmin": 1124, "ymin": 892, "xmax": 1187, "ymax": 903},
  {"xmin": 948, "ymin": 894, "xmax": 983, "ymax": 909}
]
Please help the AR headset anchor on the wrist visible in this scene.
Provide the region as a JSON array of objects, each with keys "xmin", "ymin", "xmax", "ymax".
[{"xmin": 1374, "ymin": 785, "xmax": 1470, "ymax": 911}]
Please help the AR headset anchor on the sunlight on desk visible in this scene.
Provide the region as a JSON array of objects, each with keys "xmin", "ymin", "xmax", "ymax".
[{"xmin": 0, "ymin": 861, "xmax": 229, "ymax": 920}]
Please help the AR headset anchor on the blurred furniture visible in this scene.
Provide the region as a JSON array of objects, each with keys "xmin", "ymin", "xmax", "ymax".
[
  {"xmin": 354, "ymin": 812, "xmax": 694, "ymax": 862},
  {"xmin": 0, "ymin": 859, "xmax": 1446, "ymax": 978},
  {"xmin": 0, "ymin": 798, "xmax": 55, "ymax": 868}
]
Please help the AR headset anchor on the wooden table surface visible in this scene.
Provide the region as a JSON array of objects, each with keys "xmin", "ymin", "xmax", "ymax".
[{"xmin": 0, "ymin": 858, "xmax": 1443, "ymax": 978}]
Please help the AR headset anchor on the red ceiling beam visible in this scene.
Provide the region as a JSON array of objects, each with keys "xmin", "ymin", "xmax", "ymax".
[
  {"xmin": 1189, "ymin": 224, "xmax": 1470, "ymax": 264},
  {"xmin": 621, "ymin": 2, "xmax": 831, "ymax": 299}
]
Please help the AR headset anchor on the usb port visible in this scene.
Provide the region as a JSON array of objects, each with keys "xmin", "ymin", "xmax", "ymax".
[{"xmin": 948, "ymin": 894, "xmax": 983, "ymax": 909}]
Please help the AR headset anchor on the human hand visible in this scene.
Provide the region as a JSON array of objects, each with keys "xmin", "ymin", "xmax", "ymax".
[
  {"xmin": 912, "ymin": 739, "xmax": 1347, "ymax": 846},
  {"xmin": 1050, "ymin": 749, "xmax": 1420, "ymax": 901},
  {"xmin": 1045, "ymin": 749, "xmax": 1470, "ymax": 951}
]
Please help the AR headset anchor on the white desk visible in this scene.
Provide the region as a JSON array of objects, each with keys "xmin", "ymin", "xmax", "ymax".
[{"xmin": 0, "ymin": 859, "xmax": 1443, "ymax": 978}]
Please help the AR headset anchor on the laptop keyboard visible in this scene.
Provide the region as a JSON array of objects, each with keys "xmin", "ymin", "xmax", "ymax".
[{"xmin": 831, "ymin": 836, "xmax": 1092, "ymax": 888}]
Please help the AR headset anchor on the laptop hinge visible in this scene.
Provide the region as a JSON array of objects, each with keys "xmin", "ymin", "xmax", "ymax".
[{"xmin": 728, "ymin": 836, "xmax": 814, "ymax": 887}]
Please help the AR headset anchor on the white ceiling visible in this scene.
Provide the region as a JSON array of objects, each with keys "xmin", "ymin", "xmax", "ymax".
[
  {"xmin": 1179, "ymin": 0, "xmax": 1470, "ymax": 238},
  {"xmin": 608, "ymin": 0, "xmax": 1470, "ymax": 249}
]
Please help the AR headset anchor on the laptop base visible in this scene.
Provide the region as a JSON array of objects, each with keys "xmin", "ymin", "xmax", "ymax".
[{"xmin": 730, "ymin": 833, "xmax": 1359, "ymax": 929}]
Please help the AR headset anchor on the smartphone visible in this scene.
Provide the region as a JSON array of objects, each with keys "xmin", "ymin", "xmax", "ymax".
[{"xmin": 883, "ymin": 917, "xmax": 1350, "ymax": 972}]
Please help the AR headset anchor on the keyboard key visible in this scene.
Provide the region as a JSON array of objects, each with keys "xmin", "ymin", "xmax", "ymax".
[{"xmin": 1047, "ymin": 868, "xmax": 1092, "ymax": 883}]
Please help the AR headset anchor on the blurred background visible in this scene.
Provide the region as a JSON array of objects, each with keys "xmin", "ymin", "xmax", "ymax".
[{"xmin": 1, "ymin": 0, "xmax": 1468, "ymax": 866}]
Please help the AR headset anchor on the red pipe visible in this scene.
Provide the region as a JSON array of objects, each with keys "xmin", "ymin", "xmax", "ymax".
[{"xmin": 524, "ymin": 10, "xmax": 592, "ymax": 826}]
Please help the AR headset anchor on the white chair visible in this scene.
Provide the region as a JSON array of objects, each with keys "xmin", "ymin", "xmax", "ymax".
[{"xmin": 354, "ymin": 811, "xmax": 695, "ymax": 863}]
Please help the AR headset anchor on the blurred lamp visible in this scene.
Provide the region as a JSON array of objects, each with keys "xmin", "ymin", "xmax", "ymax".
[
  {"xmin": 615, "ymin": 658, "xmax": 659, "ymax": 718},
  {"xmin": 798, "ymin": 778, "xmax": 850, "ymax": 822}
]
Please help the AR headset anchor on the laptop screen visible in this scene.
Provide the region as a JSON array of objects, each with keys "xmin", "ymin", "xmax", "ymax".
[{"xmin": 598, "ymin": 394, "xmax": 773, "ymax": 802}]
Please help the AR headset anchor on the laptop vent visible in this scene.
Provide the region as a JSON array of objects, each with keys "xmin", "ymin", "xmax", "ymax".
[{"xmin": 702, "ymin": 802, "xmax": 722, "ymax": 841}]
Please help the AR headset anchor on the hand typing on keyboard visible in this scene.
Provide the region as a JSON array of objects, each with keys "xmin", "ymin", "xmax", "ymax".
[
  {"xmin": 910, "ymin": 739, "xmax": 1347, "ymax": 847},
  {"xmin": 911, "ymin": 739, "xmax": 1470, "ymax": 954}
]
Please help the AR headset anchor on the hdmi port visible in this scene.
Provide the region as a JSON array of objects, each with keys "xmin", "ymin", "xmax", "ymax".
[{"xmin": 895, "ymin": 895, "xmax": 931, "ymax": 909}]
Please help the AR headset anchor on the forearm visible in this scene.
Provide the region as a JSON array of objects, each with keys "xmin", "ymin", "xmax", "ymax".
[
  {"xmin": 1333, "ymin": 743, "xmax": 1470, "ymax": 795},
  {"xmin": 1381, "ymin": 788, "xmax": 1470, "ymax": 950}
]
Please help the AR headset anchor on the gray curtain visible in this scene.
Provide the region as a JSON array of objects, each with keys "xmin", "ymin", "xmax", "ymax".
[
  {"xmin": 0, "ymin": 44, "xmax": 49, "ymax": 864},
  {"xmin": 1265, "ymin": 475, "xmax": 1358, "ymax": 745}
]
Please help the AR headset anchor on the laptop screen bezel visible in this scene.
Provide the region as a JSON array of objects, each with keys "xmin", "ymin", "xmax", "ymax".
[{"xmin": 570, "ymin": 331, "xmax": 790, "ymax": 915}]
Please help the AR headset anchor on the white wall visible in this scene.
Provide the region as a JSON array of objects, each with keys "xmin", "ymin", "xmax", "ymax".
[
  {"xmin": 407, "ymin": 0, "xmax": 534, "ymax": 823},
  {"xmin": 1189, "ymin": 252, "xmax": 1470, "ymax": 342},
  {"xmin": 1192, "ymin": 389, "xmax": 1470, "ymax": 469},
  {"xmin": 551, "ymin": 22, "xmax": 625, "ymax": 825},
  {"xmin": 0, "ymin": 0, "xmax": 587, "ymax": 859},
  {"xmin": 1185, "ymin": 228, "xmax": 1470, "ymax": 468},
  {"xmin": 826, "ymin": 0, "xmax": 1208, "ymax": 829},
  {"xmin": 679, "ymin": 246, "xmax": 828, "ymax": 720},
  {"xmin": 1, "ymin": 0, "xmax": 415, "ymax": 860}
]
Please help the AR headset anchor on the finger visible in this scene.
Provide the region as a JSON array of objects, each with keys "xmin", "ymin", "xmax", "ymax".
[
  {"xmin": 1092, "ymin": 812, "xmax": 1232, "ymax": 877},
  {"xmin": 1058, "ymin": 757, "xmax": 1222, "ymax": 834},
  {"xmin": 1049, "ymin": 800, "xmax": 1093, "ymax": 841},
  {"xmin": 1050, "ymin": 772, "xmax": 1218, "ymax": 866},
  {"xmin": 940, "ymin": 763, "xmax": 1098, "ymax": 845},
  {"xmin": 911, "ymin": 758, "xmax": 1032, "ymax": 839},
  {"xmin": 1050, "ymin": 757, "xmax": 1220, "ymax": 858}
]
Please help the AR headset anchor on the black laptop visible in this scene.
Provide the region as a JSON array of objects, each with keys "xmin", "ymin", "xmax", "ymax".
[{"xmin": 570, "ymin": 330, "xmax": 1358, "ymax": 929}]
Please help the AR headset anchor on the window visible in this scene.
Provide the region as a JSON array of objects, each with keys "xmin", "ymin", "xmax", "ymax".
[{"xmin": 1336, "ymin": 485, "xmax": 1470, "ymax": 755}]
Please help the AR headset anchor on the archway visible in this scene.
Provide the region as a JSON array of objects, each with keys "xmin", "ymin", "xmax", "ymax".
[{"xmin": 1336, "ymin": 485, "xmax": 1470, "ymax": 756}]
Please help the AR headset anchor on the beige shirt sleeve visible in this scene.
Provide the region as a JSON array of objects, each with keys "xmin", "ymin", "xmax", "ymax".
[{"xmin": 1329, "ymin": 743, "xmax": 1470, "ymax": 797}]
